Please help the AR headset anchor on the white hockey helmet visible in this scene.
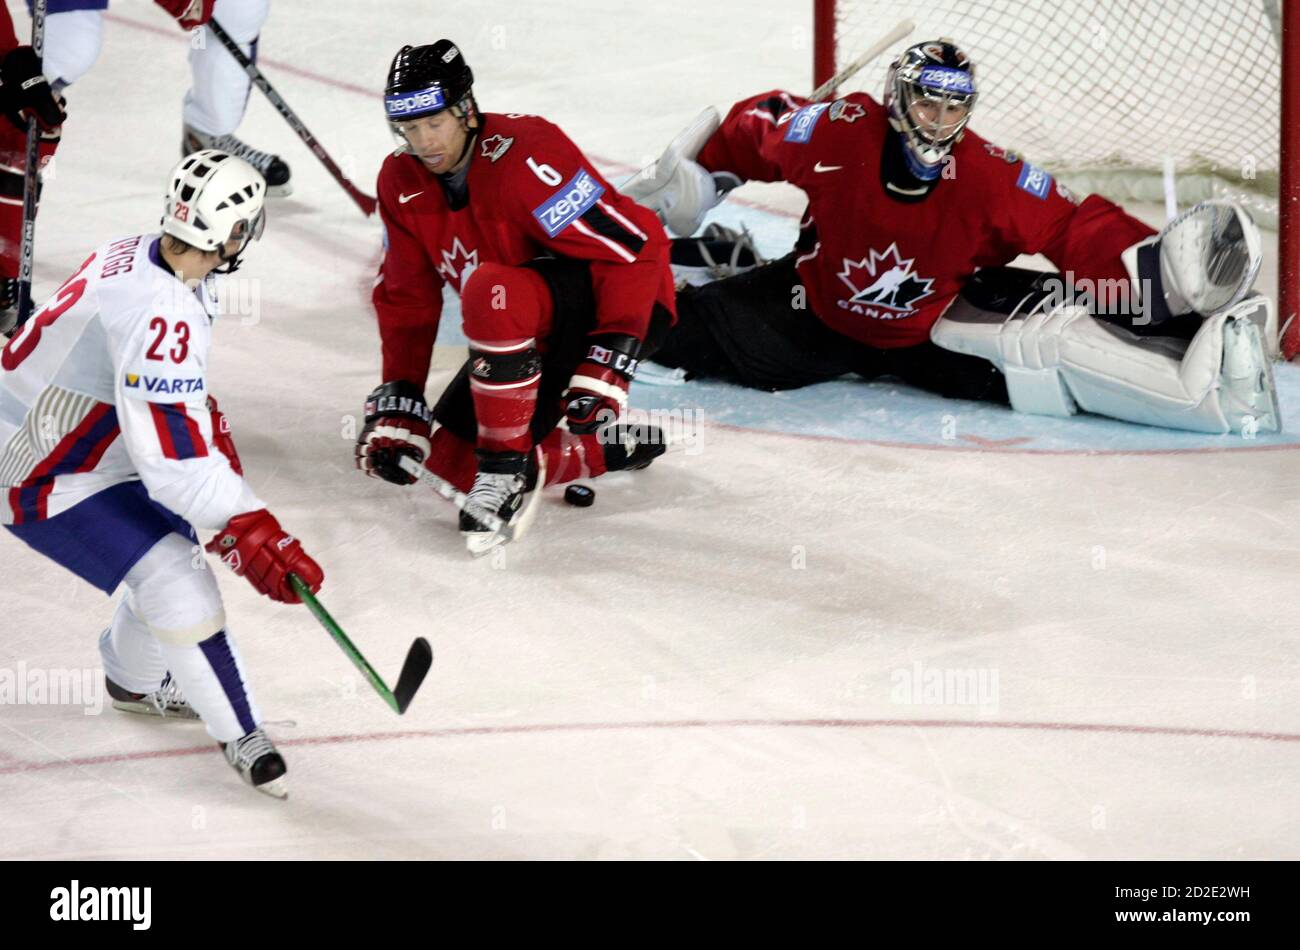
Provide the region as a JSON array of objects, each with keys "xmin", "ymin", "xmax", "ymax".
[{"xmin": 161, "ymin": 149, "xmax": 267, "ymax": 266}]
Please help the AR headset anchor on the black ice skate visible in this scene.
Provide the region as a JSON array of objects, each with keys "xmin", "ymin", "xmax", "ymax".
[
  {"xmin": 182, "ymin": 126, "xmax": 293, "ymax": 196},
  {"xmin": 106, "ymin": 673, "xmax": 201, "ymax": 720},
  {"xmin": 221, "ymin": 726, "xmax": 288, "ymax": 799},
  {"xmin": 460, "ymin": 449, "xmax": 546, "ymax": 555},
  {"xmin": 603, "ymin": 423, "xmax": 667, "ymax": 472}
]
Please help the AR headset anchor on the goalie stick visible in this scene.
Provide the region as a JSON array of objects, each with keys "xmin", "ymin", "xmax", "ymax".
[
  {"xmin": 809, "ymin": 19, "xmax": 915, "ymax": 102},
  {"xmin": 289, "ymin": 574, "xmax": 432, "ymax": 714},
  {"xmin": 206, "ymin": 19, "xmax": 377, "ymax": 217},
  {"xmin": 14, "ymin": 0, "xmax": 48, "ymax": 330}
]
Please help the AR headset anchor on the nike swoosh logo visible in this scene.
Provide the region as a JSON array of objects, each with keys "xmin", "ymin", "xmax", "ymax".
[
  {"xmin": 398, "ymin": 191, "xmax": 425, "ymax": 204},
  {"xmin": 814, "ymin": 162, "xmax": 843, "ymax": 173}
]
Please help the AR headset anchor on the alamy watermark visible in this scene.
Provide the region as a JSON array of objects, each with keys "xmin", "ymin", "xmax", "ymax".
[
  {"xmin": 0, "ymin": 663, "xmax": 104, "ymax": 715},
  {"xmin": 890, "ymin": 661, "xmax": 1000, "ymax": 715}
]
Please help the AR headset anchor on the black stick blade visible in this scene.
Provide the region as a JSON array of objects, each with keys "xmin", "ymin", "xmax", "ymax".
[{"xmin": 393, "ymin": 638, "xmax": 434, "ymax": 714}]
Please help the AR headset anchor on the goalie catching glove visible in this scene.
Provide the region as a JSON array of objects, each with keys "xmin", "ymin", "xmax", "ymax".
[
  {"xmin": 1123, "ymin": 199, "xmax": 1263, "ymax": 324},
  {"xmin": 564, "ymin": 334, "xmax": 641, "ymax": 434},
  {"xmin": 356, "ymin": 381, "xmax": 433, "ymax": 485},
  {"xmin": 207, "ymin": 510, "xmax": 324, "ymax": 605}
]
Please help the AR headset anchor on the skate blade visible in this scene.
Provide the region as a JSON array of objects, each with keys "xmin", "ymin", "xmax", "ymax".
[
  {"xmin": 254, "ymin": 776, "xmax": 289, "ymax": 800},
  {"xmin": 111, "ymin": 698, "xmax": 202, "ymax": 720}
]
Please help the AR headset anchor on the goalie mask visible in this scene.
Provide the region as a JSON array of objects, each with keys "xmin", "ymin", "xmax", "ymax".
[
  {"xmin": 161, "ymin": 149, "xmax": 267, "ymax": 274},
  {"xmin": 884, "ymin": 40, "xmax": 978, "ymax": 181},
  {"xmin": 384, "ymin": 40, "xmax": 478, "ymax": 155}
]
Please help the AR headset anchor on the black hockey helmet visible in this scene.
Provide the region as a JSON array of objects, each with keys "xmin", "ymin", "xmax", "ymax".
[
  {"xmin": 884, "ymin": 39, "xmax": 978, "ymax": 181},
  {"xmin": 384, "ymin": 39, "xmax": 477, "ymax": 127}
]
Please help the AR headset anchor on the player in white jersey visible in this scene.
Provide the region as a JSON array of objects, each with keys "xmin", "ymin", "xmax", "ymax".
[
  {"xmin": 0, "ymin": 148, "xmax": 322, "ymax": 798},
  {"xmin": 40, "ymin": 0, "xmax": 291, "ymax": 190}
]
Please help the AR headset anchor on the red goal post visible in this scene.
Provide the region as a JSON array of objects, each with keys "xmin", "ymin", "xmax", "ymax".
[{"xmin": 813, "ymin": 0, "xmax": 1300, "ymax": 360}]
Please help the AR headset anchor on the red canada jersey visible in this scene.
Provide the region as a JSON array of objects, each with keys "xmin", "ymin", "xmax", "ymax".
[
  {"xmin": 372, "ymin": 112, "xmax": 675, "ymax": 387},
  {"xmin": 698, "ymin": 90, "xmax": 1156, "ymax": 348}
]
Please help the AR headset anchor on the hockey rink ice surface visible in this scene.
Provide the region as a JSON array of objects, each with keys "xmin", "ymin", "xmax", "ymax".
[{"xmin": 1, "ymin": 1, "xmax": 1297, "ymax": 859}]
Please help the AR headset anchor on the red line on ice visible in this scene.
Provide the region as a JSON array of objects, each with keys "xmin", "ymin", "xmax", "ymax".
[{"xmin": 1, "ymin": 717, "xmax": 1296, "ymax": 775}]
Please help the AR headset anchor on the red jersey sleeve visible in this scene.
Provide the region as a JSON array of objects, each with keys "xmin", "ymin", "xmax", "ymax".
[
  {"xmin": 505, "ymin": 119, "xmax": 672, "ymax": 341},
  {"xmin": 984, "ymin": 157, "xmax": 1155, "ymax": 285},
  {"xmin": 372, "ymin": 162, "xmax": 445, "ymax": 388},
  {"xmin": 696, "ymin": 90, "xmax": 833, "ymax": 185}
]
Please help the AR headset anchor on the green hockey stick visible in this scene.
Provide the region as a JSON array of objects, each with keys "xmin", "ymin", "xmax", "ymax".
[{"xmin": 289, "ymin": 574, "xmax": 432, "ymax": 715}]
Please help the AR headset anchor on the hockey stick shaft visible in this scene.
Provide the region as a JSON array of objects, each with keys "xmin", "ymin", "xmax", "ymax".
[
  {"xmin": 207, "ymin": 19, "xmax": 377, "ymax": 217},
  {"xmin": 809, "ymin": 18, "xmax": 915, "ymax": 102},
  {"xmin": 288, "ymin": 574, "xmax": 432, "ymax": 714},
  {"xmin": 398, "ymin": 454, "xmax": 516, "ymax": 540},
  {"xmin": 14, "ymin": 0, "xmax": 48, "ymax": 329}
]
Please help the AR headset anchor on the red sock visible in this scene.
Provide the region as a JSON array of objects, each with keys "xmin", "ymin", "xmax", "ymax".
[
  {"xmin": 461, "ymin": 263, "xmax": 553, "ymax": 457},
  {"xmin": 424, "ymin": 426, "xmax": 479, "ymax": 493}
]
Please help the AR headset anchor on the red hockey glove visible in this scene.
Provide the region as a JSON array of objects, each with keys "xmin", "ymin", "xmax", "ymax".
[
  {"xmin": 206, "ymin": 396, "xmax": 243, "ymax": 476},
  {"xmin": 206, "ymin": 509, "xmax": 324, "ymax": 605},
  {"xmin": 356, "ymin": 381, "xmax": 433, "ymax": 485},
  {"xmin": 563, "ymin": 334, "xmax": 641, "ymax": 434},
  {"xmin": 154, "ymin": 0, "xmax": 216, "ymax": 30},
  {"xmin": 0, "ymin": 46, "xmax": 67, "ymax": 132}
]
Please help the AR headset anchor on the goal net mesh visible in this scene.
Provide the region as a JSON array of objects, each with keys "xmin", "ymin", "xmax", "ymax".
[{"xmin": 826, "ymin": 0, "xmax": 1283, "ymax": 224}]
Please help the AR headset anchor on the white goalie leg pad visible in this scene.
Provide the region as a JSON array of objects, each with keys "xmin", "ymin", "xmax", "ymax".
[
  {"xmin": 620, "ymin": 107, "xmax": 721, "ymax": 237},
  {"xmin": 932, "ymin": 293, "xmax": 1281, "ymax": 434}
]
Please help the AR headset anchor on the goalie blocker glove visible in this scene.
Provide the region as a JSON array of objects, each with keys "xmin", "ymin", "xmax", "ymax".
[
  {"xmin": 564, "ymin": 334, "xmax": 641, "ymax": 434},
  {"xmin": 357, "ymin": 380, "xmax": 434, "ymax": 484},
  {"xmin": 207, "ymin": 509, "xmax": 324, "ymax": 605}
]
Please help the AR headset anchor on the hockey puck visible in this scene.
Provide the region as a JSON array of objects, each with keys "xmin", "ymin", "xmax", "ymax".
[{"xmin": 564, "ymin": 484, "xmax": 595, "ymax": 507}]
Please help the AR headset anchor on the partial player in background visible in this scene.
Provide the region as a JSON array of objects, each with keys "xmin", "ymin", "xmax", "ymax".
[
  {"xmin": 627, "ymin": 39, "xmax": 1278, "ymax": 436},
  {"xmin": 356, "ymin": 40, "xmax": 676, "ymax": 554},
  {"xmin": 0, "ymin": 149, "xmax": 321, "ymax": 797},
  {"xmin": 40, "ymin": 0, "xmax": 291, "ymax": 190},
  {"xmin": 0, "ymin": 2, "xmax": 66, "ymax": 334}
]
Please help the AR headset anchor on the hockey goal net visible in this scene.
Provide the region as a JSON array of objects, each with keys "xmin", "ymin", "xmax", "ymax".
[{"xmin": 813, "ymin": 0, "xmax": 1300, "ymax": 358}]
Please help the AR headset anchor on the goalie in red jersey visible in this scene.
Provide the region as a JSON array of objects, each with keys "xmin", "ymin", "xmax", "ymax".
[
  {"xmin": 627, "ymin": 39, "xmax": 1278, "ymax": 436},
  {"xmin": 355, "ymin": 40, "xmax": 676, "ymax": 554}
]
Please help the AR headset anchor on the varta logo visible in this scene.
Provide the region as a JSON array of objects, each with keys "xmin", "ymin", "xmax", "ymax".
[
  {"xmin": 532, "ymin": 169, "xmax": 604, "ymax": 237},
  {"xmin": 125, "ymin": 373, "xmax": 205, "ymax": 395}
]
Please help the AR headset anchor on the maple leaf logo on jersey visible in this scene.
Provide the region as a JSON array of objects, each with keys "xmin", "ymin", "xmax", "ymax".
[
  {"xmin": 436, "ymin": 237, "xmax": 479, "ymax": 289},
  {"xmin": 829, "ymin": 99, "xmax": 866, "ymax": 123},
  {"xmin": 837, "ymin": 244, "xmax": 935, "ymax": 316},
  {"xmin": 480, "ymin": 134, "xmax": 514, "ymax": 163}
]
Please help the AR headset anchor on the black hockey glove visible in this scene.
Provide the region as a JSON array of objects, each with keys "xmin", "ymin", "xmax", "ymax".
[
  {"xmin": 0, "ymin": 46, "xmax": 66, "ymax": 133},
  {"xmin": 356, "ymin": 381, "xmax": 433, "ymax": 485}
]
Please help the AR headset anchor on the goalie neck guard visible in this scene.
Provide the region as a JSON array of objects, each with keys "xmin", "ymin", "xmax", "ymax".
[{"xmin": 884, "ymin": 39, "xmax": 978, "ymax": 182}]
